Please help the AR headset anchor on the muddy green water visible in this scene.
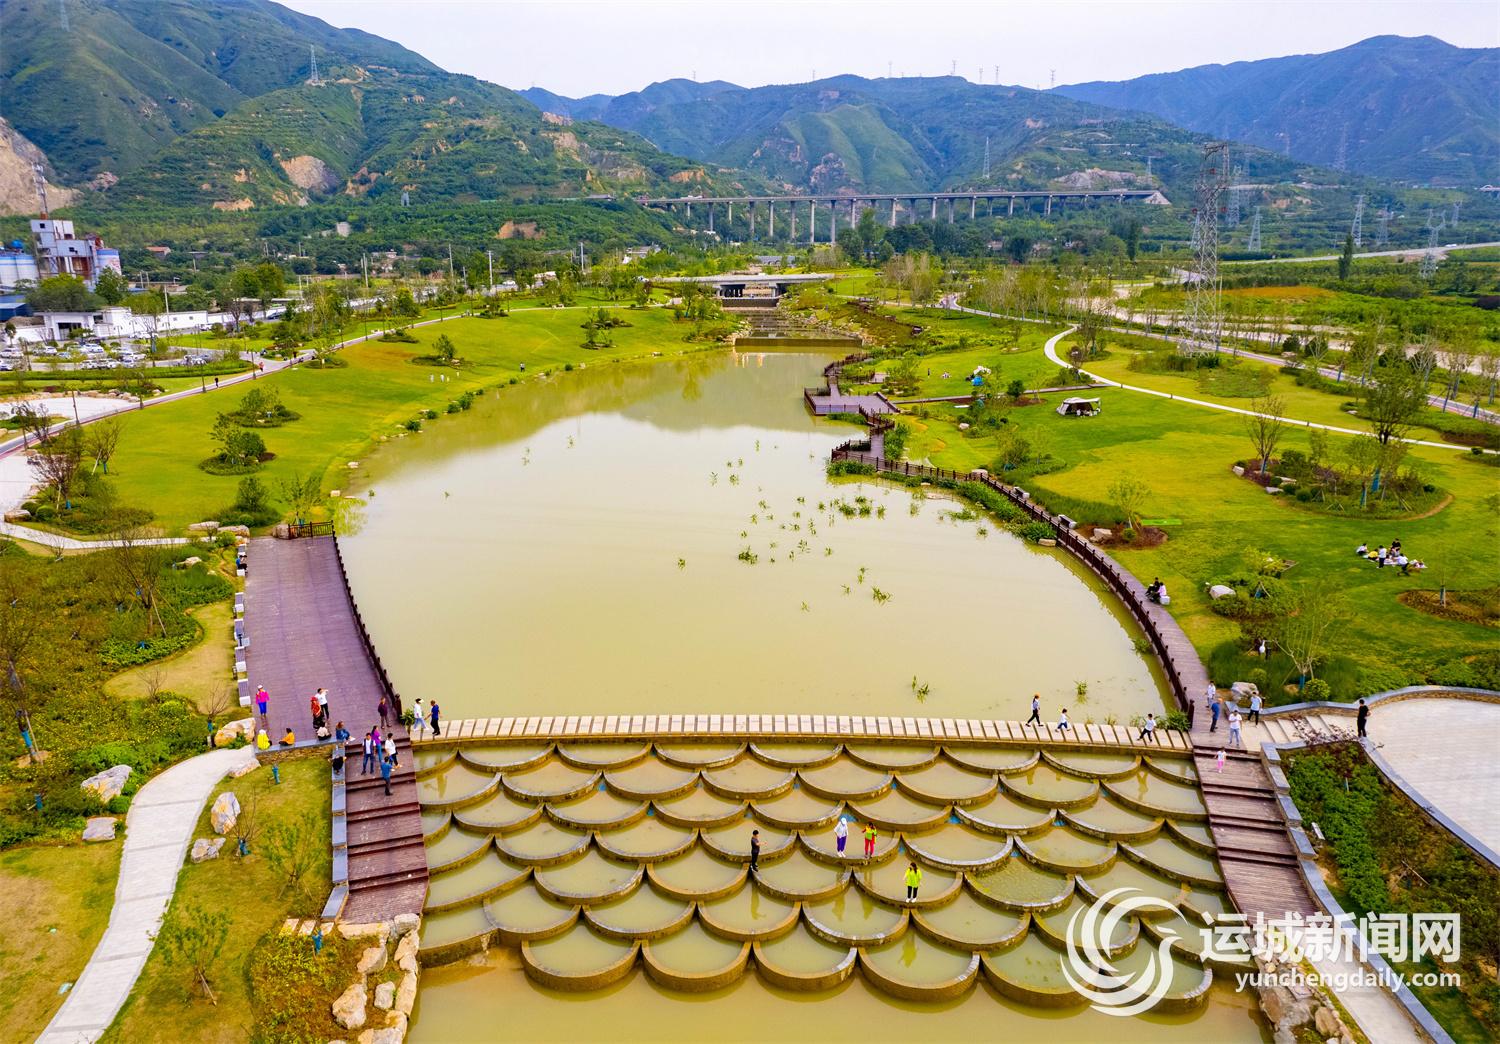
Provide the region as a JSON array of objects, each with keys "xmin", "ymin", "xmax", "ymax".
[{"xmin": 342, "ymin": 351, "xmax": 1164, "ymax": 718}]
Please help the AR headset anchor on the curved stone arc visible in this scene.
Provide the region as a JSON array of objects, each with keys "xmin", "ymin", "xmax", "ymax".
[
  {"xmin": 417, "ymin": 768, "xmax": 502, "ymax": 811},
  {"xmin": 459, "ymin": 743, "xmax": 554, "ymax": 773},
  {"xmin": 493, "ymin": 820, "xmax": 593, "ymax": 867},
  {"xmin": 452, "ymin": 790, "xmax": 545, "ymax": 834},
  {"xmin": 651, "ymin": 791, "xmax": 749, "ymax": 830},
  {"xmin": 602, "ymin": 763, "xmax": 700, "ymax": 802},
  {"xmin": 846, "ymin": 790, "xmax": 952, "ymax": 833},
  {"xmin": 749, "ymin": 742, "xmax": 842, "ymax": 769},
  {"xmin": 545, "ymin": 791, "xmax": 649, "ymax": 832},
  {"xmin": 583, "ymin": 886, "xmax": 696, "ymax": 942},
  {"xmin": 1073, "ymin": 859, "xmax": 1201, "ymax": 920},
  {"xmin": 593, "ymin": 820, "xmax": 697, "ymax": 864},
  {"xmin": 416, "ymin": 908, "xmax": 498, "ymax": 967},
  {"xmin": 894, "ymin": 762, "xmax": 998, "ymax": 807},
  {"xmin": 752, "ymin": 935, "xmax": 857, "ymax": 991},
  {"xmin": 752, "ymin": 791, "xmax": 845, "ymax": 832},
  {"xmin": 646, "ymin": 850, "xmax": 750, "ymax": 902},
  {"xmin": 701, "ymin": 763, "xmax": 796, "ymax": 801},
  {"xmin": 912, "ymin": 890, "xmax": 1028, "ymax": 951},
  {"xmin": 1041, "ymin": 749, "xmax": 1143, "ymax": 780},
  {"xmin": 1109, "ymin": 936, "xmax": 1216, "ymax": 1012},
  {"xmin": 484, "ymin": 889, "xmax": 581, "ymax": 945},
  {"xmin": 698, "ymin": 886, "xmax": 801, "ymax": 942},
  {"xmin": 424, "ymin": 850, "xmax": 533, "ymax": 914},
  {"xmin": 849, "ymin": 859, "xmax": 964, "ymax": 909},
  {"xmin": 501, "ymin": 763, "xmax": 602, "ymax": 804},
  {"xmin": 426, "ymin": 827, "xmax": 498, "ymax": 875},
  {"xmin": 414, "ymin": 748, "xmax": 457, "ymax": 779},
  {"xmin": 533, "ymin": 851, "xmax": 645, "ymax": 906},
  {"xmin": 797, "ymin": 762, "xmax": 894, "ymax": 803},
  {"xmin": 521, "ymin": 935, "xmax": 640, "ymax": 992},
  {"xmin": 654, "ymin": 742, "xmax": 747, "ymax": 769},
  {"xmin": 1103, "ymin": 775, "xmax": 1208, "ymax": 822},
  {"xmin": 1141, "ymin": 910, "xmax": 1254, "ymax": 974},
  {"xmin": 980, "ymin": 934, "xmax": 1089, "ymax": 1008},
  {"xmin": 555, "ymin": 741, "xmax": 652, "ymax": 770},
  {"xmin": 798, "ymin": 828, "xmax": 900, "ymax": 867},
  {"xmin": 1118, "ymin": 839, "xmax": 1224, "ymax": 889},
  {"xmin": 953, "ymin": 792, "xmax": 1054, "ymax": 836},
  {"xmin": 1000, "ymin": 767, "xmax": 1100, "ymax": 810},
  {"xmin": 843, "ymin": 743, "xmax": 941, "ymax": 771},
  {"xmin": 965, "ymin": 858, "xmax": 1075, "ymax": 913},
  {"xmin": 1142, "ymin": 754, "xmax": 1198, "ymax": 784},
  {"xmin": 421, "ymin": 808, "xmax": 452, "ymax": 842},
  {"xmin": 751, "ymin": 850, "xmax": 852, "ymax": 903},
  {"xmin": 1163, "ymin": 818, "xmax": 1217, "ymax": 856},
  {"xmin": 1030, "ymin": 895, "xmax": 1141, "ymax": 960},
  {"xmin": 698, "ymin": 820, "xmax": 795, "ymax": 864},
  {"xmin": 802, "ymin": 899, "xmax": 909, "ymax": 947},
  {"xmin": 944, "ymin": 746, "xmax": 1040, "ymax": 775},
  {"xmin": 857, "ymin": 934, "xmax": 981, "ymax": 1002},
  {"xmin": 641, "ymin": 932, "xmax": 751, "ymax": 992},
  {"xmin": 1061, "ymin": 800, "xmax": 1165, "ymax": 842},
  {"xmin": 903, "ymin": 828, "xmax": 1013, "ymax": 872},
  {"xmin": 1014, "ymin": 829, "xmax": 1118, "ymax": 875}
]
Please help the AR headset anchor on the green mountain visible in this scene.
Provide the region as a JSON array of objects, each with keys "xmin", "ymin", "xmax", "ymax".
[
  {"xmin": 1054, "ymin": 36, "xmax": 1499, "ymax": 186},
  {"xmin": 0, "ymin": 0, "xmax": 438, "ymax": 184}
]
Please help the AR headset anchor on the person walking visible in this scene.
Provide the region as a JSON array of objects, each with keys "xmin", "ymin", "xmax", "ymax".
[
  {"xmin": 1137, "ymin": 713, "xmax": 1156, "ymax": 742},
  {"xmin": 904, "ymin": 862, "xmax": 923, "ymax": 903},
  {"xmin": 1356, "ymin": 698, "xmax": 1369, "ymax": 738},
  {"xmin": 1209, "ymin": 692, "xmax": 1221, "ymax": 732},
  {"xmin": 380, "ymin": 754, "xmax": 393, "ymax": 796},
  {"xmin": 430, "ymin": 701, "xmax": 442, "ymax": 737},
  {"xmin": 863, "ymin": 822, "xmax": 878, "ymax": 859},
  {"xmin": 412, "ymin": 697, "xmax": 426, "ymax": 737},
  {"xmin": 1227, "ymin": 709, "xmax": 1243, "ymax": 748},
  {"xmin": 835, "ymin": 816, "xmax": 849, "ymax": 856},
  {"xmin": 1056, "ymin": 708, "xmax": 1070, "ymax": 733},
  {"xmin": 309, "ymin": 693, "xmax": 323, "ymax": 731},
  {"xmin": 255, "ymin": 686, "xmax": 269, "ymax": 726},
  {"xmin": 1248, "ymin": 693, "xmax": 1262, "ymax": 725},
  {"xmin": 361, "ymin": 730, "xmax": 375, "ymax": 775},
  {"xmin": 1025, "ymin": 694, "xmax": 1041, "ymax": 727},
  {"xmin": 371, "ymin": 724, "xmax": 383, "ymax": 753},
  {"xmin": 377, "ymin": 697, "xmax": 390, "ymax": 729},
  {"xmin": 383, "ymin": 733, "xmax": 398, "ymax": 768},
  {"xmin": 315, "ymin": 687, "xmax": 330, "ymax": 723},
  {"xmin": 749, "ymin": 829, "xmax": 761, "ymax": 872}
]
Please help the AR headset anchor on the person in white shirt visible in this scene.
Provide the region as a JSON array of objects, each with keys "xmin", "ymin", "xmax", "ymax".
[
  {"xmin": 1057, "ymin": 709, "xmax": 1070, "ymax": 732},
  {"xmin": 1137, "ymin": 713, "xmax": 1156, "ymax": 741},
  {"xmin": 412, "ymin": 697, "xmax": 426, "ymax": 735}
]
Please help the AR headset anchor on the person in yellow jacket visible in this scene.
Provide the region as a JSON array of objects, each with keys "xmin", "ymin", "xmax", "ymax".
[
  {"xmin": 904, "ymin": 861, "xmax": 923, "ymax": 902},
  {"xmin": 862, "ymin": 822, "xmax": 878, "ymax": 858},
  {"xmin": 255, "ymin": 729, "xmax": 271, "ymax": 751}
]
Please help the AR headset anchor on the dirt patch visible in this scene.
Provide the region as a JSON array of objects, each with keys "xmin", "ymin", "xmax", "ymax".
[
  {"xmin": 497, "ymin": 220, "xmax": 540, "ymax": 240},
  {"xmin": 278, "ymin": 154, "xmax": 341, "ymax": 193},
  {"xmin": 0, "ymin": 117, "xmax": 79, "ymax": 215},
  {"xmin": 1398, "ymin": 588, "xmax": 1499, "ymax": 629},
  {"xmin": 1078, "ymin": 523, "xmax": 1168, "ymax": 549}
]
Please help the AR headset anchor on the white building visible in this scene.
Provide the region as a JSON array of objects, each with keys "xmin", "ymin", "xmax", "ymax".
[{"xmin": 38, "ymin": 306, "xmax": 210, "ymax": 342}]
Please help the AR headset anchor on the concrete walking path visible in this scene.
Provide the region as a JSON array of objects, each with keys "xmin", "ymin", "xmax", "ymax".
[{"xmin": 38, "ymin": 745, "xmax": 256, "ymax": 1044}]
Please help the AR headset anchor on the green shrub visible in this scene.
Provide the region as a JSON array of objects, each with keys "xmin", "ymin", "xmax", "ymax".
[
  {"xmin": 422, "ymin": 408, "xmax": 438, "ymax": 420},
  {"xmin": 826, "ymin": 460, "xmax": 875, "ymax": 477},
  {"xmin": 1302, "ymin": 678, "xmax": 1331, "ymax": 701},
  {"xmin": 1015, "ymin": 520, "xmax": 1056, "ymax": 543},
  {"xmin": 100, "ymin": 632, "xmax": 198, "ymax": 668}
]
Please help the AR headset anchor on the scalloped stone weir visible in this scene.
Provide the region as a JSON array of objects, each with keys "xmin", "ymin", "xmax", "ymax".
[{"xmin": 409, "ymin": 723, "xmax": 1242, "ymax": 1012}]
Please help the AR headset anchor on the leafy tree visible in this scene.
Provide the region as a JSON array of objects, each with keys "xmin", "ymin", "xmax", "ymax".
[
  {"xmin": 263, "ymin": 819, "xmax": 320, "ymax": 897},
  {"xmin": 26, "ymin": 275, "xmax": 102, "ymax": 313},
  {"xmin": 156, "ymin": 902, "xmax": 230, "ymax": 1003},
  {"xmin": 209, "ymin": 414, "xmax": 265, "ymax": 467},
  {"xmin": 93, "ymin": 268, "xmax": 128, "ymax": 305},
  {"xmin": 278, "ymin": 472, "xmax": 322, "ymax": 525},
  {"xmin": 85, "ymin": 417, "xmax": 122, "ymax": 474},
  {"xmin": 1244, "ymin": 394, "xmax": 1286, "ymax": 475},
  {"xmin": 1337, "ymin": 233, "xmax": 1354, "ymax": 281},
  {"xmin": 28, "ymin": 428, "xmax": 84, "ymax": 510},
  {"xmin": 234, "ymin": 476, "xmax": 271, "ymax": 514},
  {"xmin": 1364, "ymin": 367, "xmax": 1425, "ymax": 447},
  {"xmin": 251, "ymin": 263, "xmax": 285, "ymax": 312},
  {"xmin": 434, "ymin": 333, "xmax": 456, "ymax": 364},
  {"xmin": 1107, "ymin": 474, "xmax": 1151, "ymax": 533},
  {"xmin": 1270, "ymin": 581, "xmax": 1349, "ymax": 687}
]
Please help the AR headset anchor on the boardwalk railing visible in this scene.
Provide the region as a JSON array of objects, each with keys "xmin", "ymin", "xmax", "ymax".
[
  {"xmin": 330, "ymin": 533, "xmax": 406, "ymax": 720},
  {"xmin": 286, "ymin": 520, "xmax": 335, "ymax": 538},
  {"xmin": 828, "ymin": 446, "xmax": 1193, "ymax": 716}
]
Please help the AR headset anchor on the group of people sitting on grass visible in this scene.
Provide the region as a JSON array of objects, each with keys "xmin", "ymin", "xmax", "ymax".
[{"xmin": 1354, "ymin": 539, "xmax": 1424, "ymax": 575}]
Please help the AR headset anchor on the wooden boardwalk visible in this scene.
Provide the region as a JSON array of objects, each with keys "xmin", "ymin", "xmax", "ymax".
[{"xmin": 244, "ymin": 536, "xmax": 427, "ymax": 923}]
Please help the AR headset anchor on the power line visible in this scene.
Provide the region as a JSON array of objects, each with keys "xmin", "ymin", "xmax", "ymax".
[
  {"xmin": 1351, "ymin": 193, "xmax": 1365, "ymax": 248},
  {"xmin": 1184, "ymin": 142, "xmax": 1229, "ymax": 355}
]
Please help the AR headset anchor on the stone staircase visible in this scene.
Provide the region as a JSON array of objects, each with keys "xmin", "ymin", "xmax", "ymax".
[{"xmin": 340, "ymin": 736, "xmax": 429, "ymax": 923}]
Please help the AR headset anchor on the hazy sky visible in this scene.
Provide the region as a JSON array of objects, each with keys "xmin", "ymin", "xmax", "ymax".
[{"xmin": 281, "ymin": 0, "xmax": 1498, "ymax": 96}]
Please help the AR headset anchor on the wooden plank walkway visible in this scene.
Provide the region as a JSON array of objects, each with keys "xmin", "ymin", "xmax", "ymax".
[
  {"xmin": 244, "ymin": 536, "xmax": 427, "ymax": 923},
  {"xmin": 414, "ymin": 715, "xmax": 1195, "ymax": 750}
]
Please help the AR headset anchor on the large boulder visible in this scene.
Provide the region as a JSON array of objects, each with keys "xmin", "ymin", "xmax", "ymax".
[
  {"xmin": 357, "ymin": 944, "xmax": 387, "ymax": 975},
  {"xmin": 191, "ymin": 837, "xmax": 226, "ymax": 862},
  {"xmin": 331, "ymin": 982, "xmax": 367, "ymax": 1030},
  {"xmin": 82, "ymin": 817, "xmax": 117, "ymax": 842},
  {"xmin": 388, "ymin": 912, "xmax": 419, "ymax": 943},
  {"xmin": 1208, "ymin": 584, "xmax": 1236, "ymax": 600},
  {"xmin": 219, "ymin": 524, "xmax": 251, "ymax": 537},
  {"xmin": 186, "ymin": 521, "xmax": 220, "ymax": 532},
  {"xmin": 395, "ymin": 972, "xmax": 418, "ymax": 1016},
  {"xmin": 214, "ymin": 718, "xmax": 255, "ymax": 747},
  {"xmin": 210, "ymin": 791, "xmax": 241, "ymax": 835},
  {"xmin": 372, "ymin": 981, "xmax": 395, "ymax": 1011},
  {"xmin": 81, "ymin": 765, "xmax": 132, "ymax": 804}
]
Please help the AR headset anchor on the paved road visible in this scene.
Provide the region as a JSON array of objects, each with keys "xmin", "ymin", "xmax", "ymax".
[
  {"xmin": 38, "ymin": 745, "xmax": 256, "ymax": 1044},
  {"xmin": 1225, "ymin": 240, "xmax": 1500, "ymax": 264}
]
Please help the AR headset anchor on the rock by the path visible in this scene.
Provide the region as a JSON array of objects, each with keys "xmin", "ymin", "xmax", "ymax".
[
  {"xmin": 81, "ymin": 765, "xmax": 132, "ymax": 804},
  {"xmin": 388, "ymin": 912, "xmax": 419, "ymax": 943},
  {"xmin": 178, "ymin": 556, "xmax": 203, "ymax": 568},
  {"xmin": 1209, "ymin": 584, "xmax": 1236, "ymax": 600},
  {"xmin": 209, "ymin": 791, "xmax": 241, "ymax": 835},
  {"xmin": 358, "ymin": 1013, "xmax": 407, "ymax": 1044},
  {"xmin": 190, "ymin": 837, "xmax": 226, "ymax": 862},
  {"xmin": 219, "ymin": 524, "xmax": 251, "ymax": 537},
  {"xmin": 393, "ymin": 932, "xmax": 418, "ymax": 973},
  {"xmin": 332, "ymin": 982, "xmax": 367, "ymax": 1030},
  {"xmin": 229, "ymin": 758, "xmax": 259, "ymax": 778},
  {"xmin": 373, "ymin": 981, "xmax": 395, "ymax": 1011},
  {"xmin": 82, "ymin": 817, "xmax": 117, "ymax": 842},
  {"xmin": 1232, "ymin": 465, "xmax": 1246, "ymax": 477},
  {"xmin": 357, "ymin": 944, "xmax": 387, "ymax": 975},
  {"xmin": 4, "ymin": 509, "xmax": 31, "ymax": 522},
  {"xmin": 395, "ymin": 972, "xmax": 417, "ymax": 1017},
  {"xmin": 1313, "ymin": 1005, "xmax": 1342, "ymax": 1037},
  {"xmin": 186, "ymin": 521, "xmax": 220, "ymax": 532},
  {"xmin": 213, "ymin": 718, "xmax": 255, "ymax": 747}
]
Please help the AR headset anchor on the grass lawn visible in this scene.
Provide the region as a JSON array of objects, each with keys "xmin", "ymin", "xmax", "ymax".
[
  {"xmin": 105, "ymin": 601, "xmax": 236, "ymax": 713},
  {"xmin": 0, "ymin": 843, "xmax": 123, "ymax": 1041},
  {"xmin": 103, "ymin": 306, "xmax": 706, "ymax": 532},
  {"xmin": 103, "ymin": 758, "xmax": 331, "ymax": 1044},
  {"xmin": 900, "ymin": 386, "xmax": 1498, "ymax": 698}
]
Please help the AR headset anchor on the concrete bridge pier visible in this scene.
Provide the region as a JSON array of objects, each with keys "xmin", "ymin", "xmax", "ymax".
[
  {"xmin": 1008, "ymin": 197, "xmax": 1015, "ymax": 216},
  {"xmin": 727, "ymin": 202, "xmax": 733, "ymax": 224},
  {"xmin": 970, "ymin": 197, "xmax": 977, "ymax": 220},
  {"xmin": 830, "ymin": 203, "xmax": 837, "ymax": 247},
  {"xmin": 890, "ymin": 198, "xmax": 898, "ymax": 227},
  {"xmin": 749, "ymin": 201, "xmax": 756, "ymax": 240},
  {"xmin": 707, "ymin": 204, "xmax": 714, "ymax": 234},
  {"xmin": 947, "ymin": 198, "xmax": 955, "ymax": 224},
  {"xmin": 789, "ymin": 202, "xmax": 797, "ymax": 240},
  {"xmin": 768, "ymin": 201, "xmax": 775, "ymax": 239},
  {"xmin": 1045, "ymin": 195, "xmax": 1053, "ymax": 216},
  {"xmin": 808, "ymin": 201, "xmax": 816, "ymax": 244},
  {"xmin": 930, "ymin": 197, "xmax": 938, "ymax": 220}
]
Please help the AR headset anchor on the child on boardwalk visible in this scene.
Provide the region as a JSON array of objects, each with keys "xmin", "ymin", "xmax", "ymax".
[
  {"xmin": 904, "ymin": 862, "xmax": 923, "ymax": 902},
  {"xmin": 835, "ymin": 816, "xmax": 849, "ymax": 855},
  {"xmin": 863, "ymin": 822, "xmax": 878, "ymax": 858},
  {"xmin": 1056, "ymin": 709, "xmax": 1070, "ymax": 733},
  {"xmin": 412, "ymin": 697, "xmax": 426, "ymax": 736}
]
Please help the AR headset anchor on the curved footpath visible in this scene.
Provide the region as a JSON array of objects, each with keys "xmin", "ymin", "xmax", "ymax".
[{"xmin": 38, "ymin": 745, "xmax": 256, "ymax": 1044}]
